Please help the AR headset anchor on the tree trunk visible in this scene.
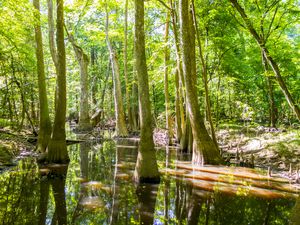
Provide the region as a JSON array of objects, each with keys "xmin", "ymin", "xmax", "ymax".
[
  {"xmin": 91, "ymin": 47, "xmax": 98, "ymax": 107},
  {"xmin": 262, "ymin": 50, "xmax": 277, "ymax": 127},
  {"xmin": 47, "ymin": 0, "xmax": 58, "ymax": 69},
  {"xmin": 170, "ymin": 0, "xmax": 185, "ymax": 143},
  {"xmin": 47, "ymin": 0, "xmax": 69, "ymax": 163},
  {"xmin": 179, "ymin": 0, "xmax": 223, "ymax": 165},
  {"xmin": 133, "ymin": 0, "xmax": 160, "ymax": 183},
  {"xmin": 191, "ymin": 0, "xmax": 219, "ymax": 149},
  {"xmin": 229, "ymin": 0, "xmax": 300, "ymax": 122},
  {"xmin": 33, "ymin": 0, "xmax": 52, "ymax": 152},
  {"xmin": 164, "ymin": 12, "xmax": 172, "ymax": 145},
  {"xmin": 131, "ymin": 71, "xmax": 139, "ymax": 132},
  {"xmin": 175, "ymin": 69, "xmax": 182, "ymax": 142},
  {"xmin": 124, "ymin": 0, "xmax": 133, "ymax": 131},
  {"xmin": 66, "ymin": 30, "xmax": 92, "ymax": 131},
  {"xmin": 105, "ymin": 3, "xmax": 128, "ymax": 137}
]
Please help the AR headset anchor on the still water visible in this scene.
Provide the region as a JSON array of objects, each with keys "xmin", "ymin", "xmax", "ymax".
[{"xmin": 0, "ymin": 139, "xmax": 298, "ymax": 225}]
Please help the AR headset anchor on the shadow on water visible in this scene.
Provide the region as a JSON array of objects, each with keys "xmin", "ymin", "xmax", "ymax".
[{"xmin": 0, "ymin": 138, "xmax": 299, "ymax": 224}]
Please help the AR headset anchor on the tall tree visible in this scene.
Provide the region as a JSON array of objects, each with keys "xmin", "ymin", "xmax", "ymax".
[
  {"xmin": 47, "ymin": 0, "xmax": 69, "ymax": 163},
  {"xmin": 133, "ymin": 0, "xmax": 160, "ymax": 183},
  {"xmin": 105, "ymin": 2, "xmax": 128, "ymax": 137},
  {"xmin": 33, "ymin": 0, "xmax": 52, "ymax": 152},
  {"xmin": 124, "ymin": 0, "xmax": 133, "ymax": 130},
  {"xmin": 164, "ymin": 12, "xmax": 172, "ymax": 145},
  {"xmin": 65, "ymin": 28, "xmax": 92, "ymax": 131},
  {"xmin": 229, "ymin": 0, "xmax": 300, "ymax": 122},
  {"xmin": 191, "ymin": 0, "xmax": 218, "ymax": 149},
  {"xmin": 179, "ymin": 0, "xmax": 223, "ymax": 165}
]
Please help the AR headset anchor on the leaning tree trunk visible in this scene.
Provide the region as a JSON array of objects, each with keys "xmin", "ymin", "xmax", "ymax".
[
  {"xmin": 33, "ymin": 0, "xmax": 52, "ymax": 152},
  {"xmin": 105, "ymin": 3, "xmax": 128, "ymax": 137},
  {"xmin": 179, "ymin": 0, "xmax": 223, "ymax": 165},
  {"xmin": 133, "ymin": 0, "xmax": 160, "ymax": 183},
  {"xmin": 47, "ymin": 0, "xmax": 69, "ymax": 163},
  {"xmin": 66, "ymin": 30, "xmax": 92, "ymax": 131},
  {"xmin": 229, "ymin": 0, "xmax": 300, "ymax": 122}
]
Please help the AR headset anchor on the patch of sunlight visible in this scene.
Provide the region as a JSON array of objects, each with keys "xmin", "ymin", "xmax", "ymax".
[
  {"xmin": 79, "ymin": 196, "xmax": 104, "ymax": 211},
  {"xmin": 81, "ymin": 181, "xmax": 103, "ymax": 190}
]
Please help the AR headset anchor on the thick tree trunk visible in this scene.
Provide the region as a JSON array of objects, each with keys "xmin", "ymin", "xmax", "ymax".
[
  {"xmin": 179, "ymin": 0, "xmax": 223, "ymax": 165},
  {"xmin": 47, "ymin": 0, "xmax": 69, "ymax": 163},
  {"xmin": 229, "ymin": 0, "xmax": 300, "ymax": 122},
  {"xmin": 66, "ymin": 31, "xmax": 92, "ymax": 131},
  {"xmin": 33, "ymin": 0, "xmax": 52, "ymax": 152},
  {"xmin": 134, "ymin": 0, "xmax": 160, "ymax": 183},
  {"xmin": 105, "ymin": 4, "xmax": 128, "ymax": 137},
  {"xmin": 191, "ymin": 0, "xmax": 219, "ymax": 149}
]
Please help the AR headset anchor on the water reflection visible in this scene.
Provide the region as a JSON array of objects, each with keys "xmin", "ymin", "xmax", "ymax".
[
  {"xmin": 0, "ymin": 139, "xmax": 298, "ymax": 225},
  {"xmin": 136, "ymin": 184, "xmax": 159, "ymax": 225}
]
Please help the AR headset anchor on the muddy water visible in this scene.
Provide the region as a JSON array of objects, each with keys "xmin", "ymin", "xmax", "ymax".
[{"xmin": 0, "ymin": 139, "xmax": 298, "ymax": 225}]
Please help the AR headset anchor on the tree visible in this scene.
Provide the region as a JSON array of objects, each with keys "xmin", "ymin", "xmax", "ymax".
[
  {"xmin": 105, "ymin": 2, "xmax": 128, "ymax": 137},
  {"xmin": 65, "ymin": 28, "xmax": 92, "ymax": 131},
  {"xmin": 164, "ymin": 12, "xmax": 173, "ymax": 145},
  {"xmin": 191, "ymin": 0, "xmax": 218, "ymax": 148},
  {"xmin": 47, "ymin": 0, "xmax": 69, "ymax": 163},
  {"xmin": 179, "ymin": 0, "xmax": 223, "ymax": 165},
  {"xmin": 229, "ymin": 0, "xmax": 300, "ymax": 122},
  {"xmin": 33, "ymin": 0, "xmax": 52, "ymax": 153},
  {"xmin": 133, "ymin": 0, "xmax": 160, "ymax": 183}
]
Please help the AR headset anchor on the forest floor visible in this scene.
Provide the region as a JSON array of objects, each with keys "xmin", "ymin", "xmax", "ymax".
[
  {"xmin": 0, "ymin": 128, "xmax": 36, "ymax": 170},
  {"xmin": 1, "ymin": 122, "xmax": 299, "ymax": 182},
  {"xmin": 216, "ymin": 122, "xmax": 300, "ymax": 182}
]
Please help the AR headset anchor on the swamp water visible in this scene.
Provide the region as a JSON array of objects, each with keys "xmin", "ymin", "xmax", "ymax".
[{"xmin": 0, "ymin": 139, "xmax": 299, "ymax": 225}]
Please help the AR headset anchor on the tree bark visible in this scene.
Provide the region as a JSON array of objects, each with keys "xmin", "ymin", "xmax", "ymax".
[
  {"xmin": 105, "ymin": 3, "xmax": 128, "ymax": 137},
  {"xmin": 133, "ymin": 0, "xmax": 160, "ymax": 183},
  {"xmin": 33, "ymin": 0, "xmax": 52, "ymax": 152},
  {"xmin": 124, "ymin": 0, "xmax": 133, "ymax": 131},
  {"xmin": 170, "ymin": 0, "xmax": 185, "ymax": 142},
  {"xmin": 47, "ymin": 0, "xmax": 58, "ymax": 69},
  {"xmin": 65, "ymin": 29, "xmax": 92, "ymax": 131},
  {"xmin": 179, "ymin": 0, "xmax": 223, "ymax": 165},
  {"xmin": 229, "ymin": 0, "xmax": 300, "ymax": 122},
  {"xmin": 191, "ymin": 0, "xmax": 219, "ymax": 149},
  {"xmin": 47, "ymin": 0, "xmax": 69, "ymax": 163}
]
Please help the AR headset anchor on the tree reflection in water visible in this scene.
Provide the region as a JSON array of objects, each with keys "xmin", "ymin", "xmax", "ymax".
[
  {"xmin": 0, "ymin": 141, "xmax": 298, "ymax": 225},
  {"xmin": 38, "ymin": 164, "xmax": 68, "ymax": 225},
  {"xmin": 136, "ymin": 184, "xmax": 159, "ymax": 225}
]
